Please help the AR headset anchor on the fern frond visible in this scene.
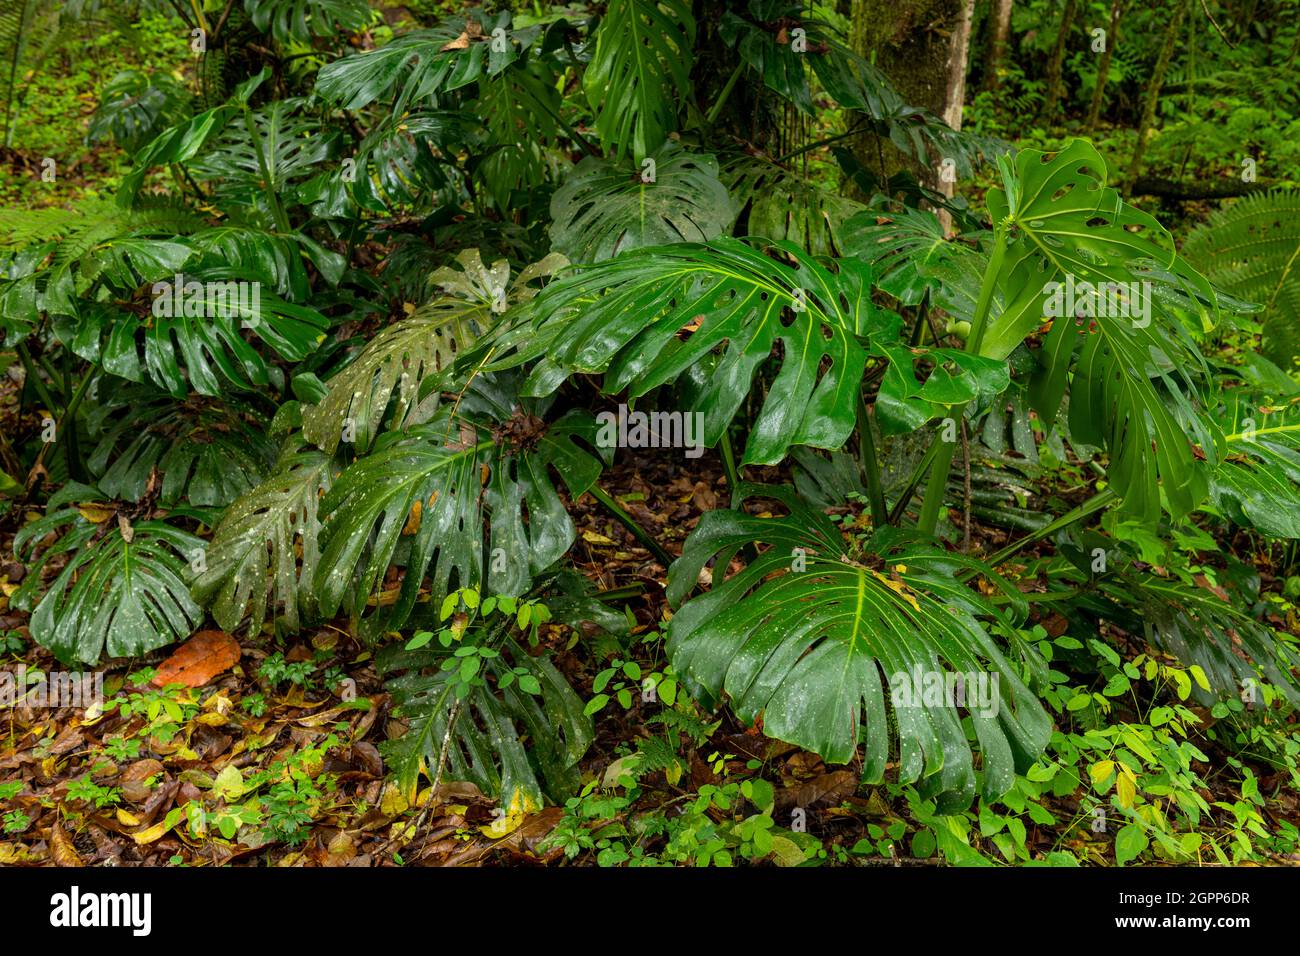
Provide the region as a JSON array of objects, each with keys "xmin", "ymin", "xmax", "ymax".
[
  {"xmin": 1182, "ymin": 189, "xmax": 1300, "ymax": 369},
  {"xmin": 0, "ymin": 197, "xmax": 202, "ymax": 261}
]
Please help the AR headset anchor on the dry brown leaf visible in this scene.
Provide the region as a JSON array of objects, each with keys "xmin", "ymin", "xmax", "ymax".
[
  {"xmin": 50, "ymin": 822, "xmax": 84, "ymax": 866},
  {"xmin": 152, "ymin": 630, "xmax": 241, "ymax": 688}
]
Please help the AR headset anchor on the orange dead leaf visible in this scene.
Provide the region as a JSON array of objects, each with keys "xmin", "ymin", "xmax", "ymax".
[{"xmin": 152, "ymin": 630, "xmax": 242, "ymax": 688}]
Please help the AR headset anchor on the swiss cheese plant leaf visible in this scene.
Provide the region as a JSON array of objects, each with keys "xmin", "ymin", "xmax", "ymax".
[
  {"xmin": 839, "ymin": 204, "xmax": 991, "ymax": 314},
  {"xmin": 192, "ymin": 440, "xmax": 335, "ymax": 634},
  {"xmin": 85, "ymin": 387, "xmax": 277, "ymax": 508},
  {"xmin": 665, "ymin": 484, "xmax": 1052, "ymax": 810},
  {"xmin": 1054, "ymin": 540, "xmax": 1300, "ymax": 705},
  {"xmin": 1208, "ymin": 393, "xmax": 1300, "ymax": 538},
  {"xmin": 116, "ymin": 102, "xmax": 240, "ymax": 207},
  {"xmin": 875, "ymin": 341, "xmax": 1011, "ymax": 435},
  {"xmin": 14, "ymin": 500, "xmax": 204, "ymax": 666},
  {"xmin": 88, "ymin": 69, "xmax": 193, "ymax": 153},
  {"xmin": 189, "ymin": 98, "xmax": 342, "ymax": 214},
  {"xmin": 314, "ymin": 11, "xmax": 525, "ymax": 114},
  {"xmin": 724, "ymin": 154, "xmax": 864, "ymax": 258},
  {"xmin": 302, "ymin": 250, "xmax": 566, "ymax": 454},
  {"xmin": 517, "ymin": 237, "xmax": 883, "ymax": 466},
  {"xmin": 347, "ymin": 110, "xmax": 471, "ymax": 210},
  {"xmin": 474, "ymin": 61, "xmax": 561, "ymax": 211},
  {"xmin": 977, "ymin": 141, "xmax": 1218, "ymax": 522},
  {"xmin": 244, "ymin": 0, "xmax": 371, "ymax": 45},
  {"xmin": 550, "ymin": 144, "xmax": 736, "ymax": 264},
  {"xmin": 186, "ymin": 226, "xmax": 312, "ymax": 300},
  {"xmin": 380, "ymin": 635, "xmax": 593, "ymax": 806},
  {"xmin": 582, "ymin": 0, "xmax": 694, "ymax": 162},
  {"xmin": 981, "ymin": 139, "xmax": 1216, "ymax": 360},
  {"xmin": 1030, "ymin": 303, "xmax": 1214, "ymax": 523},
  {"xmin": 63, "ymin": 280, "xmax": 328, "ymax": 398},
  {"xmin": 314, "ymin": 384, "xmax": 607, "ymax": 634}
]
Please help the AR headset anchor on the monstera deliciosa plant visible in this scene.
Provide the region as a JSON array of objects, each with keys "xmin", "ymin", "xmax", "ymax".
[{"xmin": 3, "ymin": 0, "xmax": 1297, "ymax": 816}]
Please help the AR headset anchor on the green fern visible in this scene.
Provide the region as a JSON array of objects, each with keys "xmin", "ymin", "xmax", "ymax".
[
  {"xmin": 1181, "ymin": 190, "xmax": 1300, "ymax": 372},
  {"xmin": 0, "ymin": 197, "xmax": 201, "ymax": 264}
]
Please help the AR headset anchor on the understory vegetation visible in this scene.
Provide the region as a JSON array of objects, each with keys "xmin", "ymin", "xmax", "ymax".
[{"xmin": 1, "ymin": 0, "xmax": 1298, "ymax": 867}]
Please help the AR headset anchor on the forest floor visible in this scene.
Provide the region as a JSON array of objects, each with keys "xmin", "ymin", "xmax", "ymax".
[{"xmin": 3, "ymin": 376, "xmax": 1300, "ymax": 866}]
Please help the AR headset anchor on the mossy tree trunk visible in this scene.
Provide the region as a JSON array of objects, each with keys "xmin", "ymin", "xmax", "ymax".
[
  {"xmin": 849, "ymin": 0, "xmax": 965, "ymax": 189},
  {"xmin": 1125, "ymin": 0, "xmax": 1192, "ymax": 190},
  {"xmin": 1084, "ymin": 0, "xmax": 1127, "ymax": 134},
  {"xmin": 1040, "ymin": 0, "xmax": 1078, "ymax": 123},
  {"xmin": 983, "ymin": 0, "xmax": 1013, "ymax": 91}
]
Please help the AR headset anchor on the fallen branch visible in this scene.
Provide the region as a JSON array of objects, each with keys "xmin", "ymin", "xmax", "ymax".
[{"xmin": 1129, "ymin": 176, "xmax": 1276, "ymax": 200}]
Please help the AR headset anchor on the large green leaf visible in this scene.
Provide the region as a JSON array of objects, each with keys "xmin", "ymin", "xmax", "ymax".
[
  {"xmin": 1031, "ymin": 301, "xmax": 1214, "ymax": 523},
  {"xmin": 347, "ymin": 110, "xmax": 471, "ymax": 210},
  {"xmin": 724, "ymin": 154, "xmax": 863, "ymax": 258},
  {"xmin": 840, "ymin": 204, "xmax": 990, "ymax": 315},
  {"xmin": 244, "ymin": 0, "xmax": 371, "ymax": 45},
  {"xmin": 88, "ymin": 68, "xmax": 193, "ymax": 153},
  {"xmin": 186, "ymin": 226, "xmax": 312, "ymax": 300},
  {"xmin": 314, "ymin": 383, "xmax": 607, "ymax": 633},
  {"xmin": 302, "ymin": 250, "xmax": 566, "ymax": 455},
  {"xmin": 189, "ymin": 98, "xmax": 341, "ymax": 215},
  {"xmin": 582, "ymin": 0, "xmax": 694, "ymax": 162},
  {"xmin": 981, "ymin": 139, "xmax": 1215, "ymax": 361},
  {"xmin": 516, "ymin": 237, "xmax": 882, "ymax": 466},
  {"xmin": 473, "ymin": 61, "xmax": 561, "ymax": 210},
  {"xmin": 380, "ymin": 634, "xmax": 593, "ymax": 806},
  {"xmin": 14, "ymin": 495, "xmax": 204, "ymax": 665},
  {"xmin": 1053, "ymin": 537, "xmax": 1300, "ymax": 705},
  {"xmin": 85, "ymin": 387, "xmax": 276, "ymax": 508},
  {"xmin": 116, "ymin": 98, "xmax": 246, "ymax": 207},
  {"xmin": 192, "ymin": 440, "xmax": 335, "ymax": 634},
  {"xmin": 62, "ymin": 279, "xmax": 329, "ymax": 398},
  {"xmin": 665, "ymin": 484, "xmax": 1051, "ymax": 810},
  {"xmin": 314, "ymin": 12, "xmax": 526, "ymax": 113},
  {"xmin": 976, "ymin": 141, "xmax": 1218, "ymax": 522},
  {"xmin": 550, "ymin": 144, "xmax": 736, "ymax": 264},
  {"xmin": 875, "ymin": 341, "xmax": 1010, "ymax": 435},
  {"xmin": 1208, "ymin": 393, "xmax": 1300, "ymax": 538}
]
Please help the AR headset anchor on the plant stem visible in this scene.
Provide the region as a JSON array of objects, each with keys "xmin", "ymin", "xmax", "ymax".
[
  {"xmin": 916, "ymin": 228, "xmax": 1007, "ymax": 535},
  {"xmin": 855, "ymin": 389, "xmax": 888, "ymax": 528},
  {"xmin": 242, "ymin": 107, "xmax": 291, "ymax": 233},
  {"xmin": 963, "ymin": 487, "xmax": 1117, "ymax": 578},
  {"xmin": 60, "ymin": 368, "xmax": 97, "ymax": 482},
  {"xmin": 15, "ymin": 343, "xmax": 59, "ymax": 416},
  {"xmin": 887, "ymin": 439, "xmax": 941, "ymax": 525},
  {"xmin": 719, "ymin": 430, "xmax": 742, "ymax": 507},
  {"xmin": 704, "ymin": 61, "xmax": 746, "ymax": 128},
  {"xmin": 586, "ymin": 484, "xmax": 674, "ymax": 568},
  {"xmin": 774, "ymin": 122, "xmax": 867, "ymax": 165}
]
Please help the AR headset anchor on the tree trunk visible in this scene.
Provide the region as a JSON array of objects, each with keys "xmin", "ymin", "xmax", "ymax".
[
  {"xmin": 983, "ymin": 0, "xmax": 1013, "ymax": 90},
  {"xmin": 938, "ymin": 0, "xmax": 976, "ymax": 233},
  {"xmin": 1040, "ymin": 0, "xmax": 1078, "ymax": 123},
  {"xmin": 1084, "ymin": 0, "xmax": 1125, "ymax": 134},
  {"xmin": 850, "ymin": 0, "xmax": 964, "ymax": 188},
  {"xmin": 1125, "ymin": 0, "xmax": 1191, "ymax": 190}
]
